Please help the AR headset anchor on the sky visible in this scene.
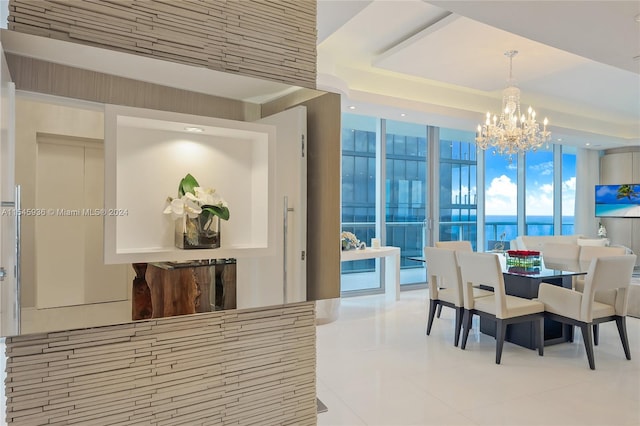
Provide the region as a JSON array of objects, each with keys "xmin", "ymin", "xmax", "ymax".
[{"xmin": 484, "ymin": 149, "xmax": 576, "ymax": 217}]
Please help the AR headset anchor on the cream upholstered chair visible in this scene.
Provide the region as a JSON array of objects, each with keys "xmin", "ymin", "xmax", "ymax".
[
  {"xmin": 571, "ymin": 245, "xmax": 628, "ymax": 345},
  {"xmin": 542, "ymin": 243, "xmax": 581, "ymax": 271},
  {"xmin": 457, "ymin": 252, "xmax": 545, "ymax": 364},
  {"xmin": 432, "ymin": 241, "xmax": 473, "ymax": 317},
  {"xmin": 575, "ymin": 246, "xmax": 627, "ymax": 291},
  {"xmin": 435, "ymin": 240, "xmax": 473, "ymax": 252},
  {"xmin": 423, "ymin": 247, "xmax": 491, "ymax": 346},
  {"xmin": 537, "ymin": 255, "xmax": 637, "ymax": 370}
]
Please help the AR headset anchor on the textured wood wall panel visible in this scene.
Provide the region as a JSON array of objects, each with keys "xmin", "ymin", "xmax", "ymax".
[
  {"xmin": 5, "ymin": 302, "xmax": 317, "ymax": 425},
  {"xmin": 8, "ymin": 0, "xmax": 317, "ymax": 89},
  {"xmin": 5, "ymin": 53, "xmax": 261, "ymax": 121}
]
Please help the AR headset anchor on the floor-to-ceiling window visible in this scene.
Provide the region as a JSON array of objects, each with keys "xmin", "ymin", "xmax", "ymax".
[
  {"xmin": 561, "ymin": 146, "xmax": 577, "ymax": 234},
  {"xmin": 341, "ymin": 114, "xmax": 378, "ymax": 292},
  {"xmin": 341, "ymin": 112, "xmax": 579, "ymax": 295},
  {"xmin": 385, "ymin": 120, "xmax": 428, "ymax": 286},
  {"xmin": 525, "ymin": 147, "xmax": 554, "ymax": 235},
  {"xmin": 484, "ymin": 152, "xmax": 518, "ymax": 250},
  {"xmin": 438, "ymin": 128, "xmax": 477, "ymax": 250}
]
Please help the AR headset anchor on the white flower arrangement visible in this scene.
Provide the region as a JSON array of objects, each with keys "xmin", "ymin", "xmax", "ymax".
[
  {"xmin": 164, "ymin": 174, "xmax": 230, "ymax": 246},
  {"xmin": 341, "ymin": 231, "xmax": 365, "ymax": 250},
  {"xmin": 597, "ymin": 222, "xmax": 607, "ymax": 238}
]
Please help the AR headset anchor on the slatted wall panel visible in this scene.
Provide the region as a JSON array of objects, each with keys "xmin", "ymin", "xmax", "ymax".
[
  {"xmin": 5, "ymin": 302, "xmax": 317, "ymax": 425},
  {"xmin": 7, "ymin": 0, "xmax": 317, "ymax": 89}
]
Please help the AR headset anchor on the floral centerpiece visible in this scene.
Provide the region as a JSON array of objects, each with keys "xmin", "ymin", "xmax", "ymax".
[
  {"xmin": 341, "ymin": 231, "xmax": 365, "ymax": 251},
  {"xmin": 506, "ymin": 250, "xmax": 541, "ymax": 267},
  {"xmin": 164, "ymin": 173, "xmax": 230, "ymax": 249}
]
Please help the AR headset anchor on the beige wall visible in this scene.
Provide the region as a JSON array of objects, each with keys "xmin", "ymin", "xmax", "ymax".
[
  {"xmin": 600, "ymin": 148, "xmax": 640, "ymax": 264},
  {"xmin": 16, "ymin": 97, "xmax": 104, "ymax": 308}
]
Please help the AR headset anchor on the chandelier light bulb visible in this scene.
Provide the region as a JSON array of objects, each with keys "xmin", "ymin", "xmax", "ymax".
[{"xmin": 475, "ymin": 50, "xmax": 552, "ymax": 161}]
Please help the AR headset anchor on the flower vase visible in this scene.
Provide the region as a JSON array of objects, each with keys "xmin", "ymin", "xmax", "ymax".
[{"xmin": 175, "ymin": 214, "xmax": 220, "ymax": 249}]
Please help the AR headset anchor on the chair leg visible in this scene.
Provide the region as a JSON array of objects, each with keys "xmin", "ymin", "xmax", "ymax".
[
  {"xmin": 460, "ymin": 310, "xmax": 472, "ymax": 350},
  {"xmin": 426, "ymin": 300, "xmax": 438, "ymax": 335},
  {"xmin": 436, "ymin": 304, "xmax": 443, "ymax": 318},
  {"xmin": 495, "ymin": 319, "xmax": 507, "ymax": 364},
  {"xmin": 568, "ymin": 325, "xmax": 574, "ymax": 343},
  {"xmin": 453, "ymin": 307, "xmax": 463, "ymax": 347},
  {"xmin": 615, "ymin": 316, "xmax": 632, "ymax": 360},
  {"xmin": 580, "ymin": 324, "xmax": 596, "ymax": 370},
  {"xmin": 534, "ymin": 317, "xmax": 544, "ymax": 356},
  {"xmin": 593, "ymin": 324, "xmax": 599, "ymax": 346}
]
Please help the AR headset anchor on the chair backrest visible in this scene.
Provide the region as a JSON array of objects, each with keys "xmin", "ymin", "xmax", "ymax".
[
  {"xmin": 457, "ymin": 252, "xmax": 507, "ymax": 317},
  {"xmin": 578, "ymin": 245, "xmax": 626, "ymax": 271},
  {"xmin": 435, "ymin": 241, "xmax": 472, "ymax": 252},
  {"xmin": 581, "ymin": 255, "xmax": 637, "ymax": 320},
  {"xmin": 542, "ymin": 243, "xmax": 580, "ymax": 271},
  {"xmin": 424, "ymin": 247, "xmax": 463, "ymax": 306}
]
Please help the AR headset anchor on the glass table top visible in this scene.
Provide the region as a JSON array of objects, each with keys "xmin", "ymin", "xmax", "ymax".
[{"xmin": 407, "ymin": 254, "xmax": 587, "ymax": 279}]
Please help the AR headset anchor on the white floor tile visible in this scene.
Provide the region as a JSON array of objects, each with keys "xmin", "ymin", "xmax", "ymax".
[{"xmin": 317, "ymin": 289, "xmax": 640, "ymax": 426}]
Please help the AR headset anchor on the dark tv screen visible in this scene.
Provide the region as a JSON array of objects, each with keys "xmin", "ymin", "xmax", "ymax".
[{"xmin": 595, "ymin": 184, "xmax": 640, "ymax": 218}]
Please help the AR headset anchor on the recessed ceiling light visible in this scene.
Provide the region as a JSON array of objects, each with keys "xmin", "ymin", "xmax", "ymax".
[
  {"xmin": 348, "ymin": 105, "xmax": 356, "ymax": 110},
  {"xmin": 400, "ymin": 113, "xmax": 406, "ymax": 117},
  {"xmin": 556, "ymin": 138, "xmax": 562, "ymax": 142},
  {"xmin": 185, "ymin": 126, "xmax": 204, "ymax": 133},
  {"xmin": 585, "ymin": 142, "xmax": 591, "ymax": 146}
]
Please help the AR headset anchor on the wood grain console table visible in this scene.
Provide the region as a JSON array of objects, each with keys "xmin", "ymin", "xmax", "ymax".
[{"xmin": 134, "ymin": 260, "xmax": 236, "ymax": 319}]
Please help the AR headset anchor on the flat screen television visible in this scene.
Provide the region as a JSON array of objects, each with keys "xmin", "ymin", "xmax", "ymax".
[{"xmin": 595, "ymin": 184, "xmax": 640, "ymax": 218}]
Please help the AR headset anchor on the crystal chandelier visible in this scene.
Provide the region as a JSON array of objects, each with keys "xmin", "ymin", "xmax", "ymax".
[{"xmin": 475, "ymin": 50, "xmax": 551, "ymax": 159}]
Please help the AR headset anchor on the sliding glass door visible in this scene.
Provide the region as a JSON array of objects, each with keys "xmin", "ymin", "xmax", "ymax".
[
  {"xmin": 385, "ymin": 120, "xmax": 428, "ymax": 286},
  {"xmin": 341, "ymin": 114, "xmax": 379, "ymax": 293}
]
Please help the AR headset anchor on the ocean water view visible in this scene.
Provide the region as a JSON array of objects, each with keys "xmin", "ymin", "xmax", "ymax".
[{"xmin": 484, "ymin": 215, "xmax": 575, "ymax": 242}]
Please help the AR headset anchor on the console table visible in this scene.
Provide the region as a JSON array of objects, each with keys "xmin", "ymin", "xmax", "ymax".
[{"xmin": 341, "ymin": 247, "xmax": 401, "ymax": 300}]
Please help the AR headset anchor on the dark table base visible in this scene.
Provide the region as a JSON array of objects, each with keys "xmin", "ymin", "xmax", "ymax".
[{"xmin": 480, "ymin": 275, "xmax": 574, "ymax": 349}]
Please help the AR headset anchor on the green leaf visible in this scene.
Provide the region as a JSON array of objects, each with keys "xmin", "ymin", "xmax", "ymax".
[
  {"xmin": 178, "ymin": 173, "xmax": 199, "ymax": 196},
  {"xmin": 202, "ymin": 205, "xmax": 230, "ymax": 221}
]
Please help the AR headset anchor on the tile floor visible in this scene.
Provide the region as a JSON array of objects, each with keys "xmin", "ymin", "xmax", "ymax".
[{"xmin": 316, "ymin": 289, "xmax": 640, "ymax": 426}]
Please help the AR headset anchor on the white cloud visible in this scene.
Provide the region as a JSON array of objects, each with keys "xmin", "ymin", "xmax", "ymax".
[
  {"xmin": 486, "ymin": 175, "xmax": 517, "ymax": 215},
  {"xmin": 526, "ymin": 188, "xmax": 553, "ymax": 216},
  {"xmin": 562, "ymin": 177, "xmax": 576, "ymax": 216},
  {"xmin": 465, "ymin": 174, "xmax": 576, "ymax": 217},
  {"xmin": 529, "ymin": 161, "xmax": 553, "ymax": 176}
]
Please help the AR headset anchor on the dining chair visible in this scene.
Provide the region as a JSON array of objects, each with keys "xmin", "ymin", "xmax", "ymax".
[
  {"xmin": 575, "ymin": 245, "xmax": 627, "ymax": 291},
  {"xmin": 541, "ymin": 243, "xmax": 580, "ymax": 271},
  {"xmin": 536, "ymin": 254, "xmax": 637, "ymax": 370},
  {"xmin": 423, "ymin": 247, "xmax": 491, "ymax": 346},
  {"xmin": 457, "ymin": 251, "xmax": 545, "ymax": 364},
  {"xmin": 573, "ymin": 245, "xmax": 628, "ymax": 345},
  {"xmin": 435, "ymin": 240, "xmax": 473, "ymax": 252},
  {"xmin": 432, "ymin": 241, "xmax": 473, "ymax": 317}
]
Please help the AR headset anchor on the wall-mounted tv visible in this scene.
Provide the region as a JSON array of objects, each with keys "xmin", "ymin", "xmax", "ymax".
[{"xmin": 595, "ymin": 184, "xmax": 640, "ymax": 218}]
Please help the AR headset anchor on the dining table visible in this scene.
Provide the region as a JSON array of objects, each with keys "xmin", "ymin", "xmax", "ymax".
[
  {"xmin": 484, "ymin": 255, "xmax": 585, "ymax": 349},
  {"xmin": 414, "ymin": 252, "xmax": 587, "ymax": 350}
]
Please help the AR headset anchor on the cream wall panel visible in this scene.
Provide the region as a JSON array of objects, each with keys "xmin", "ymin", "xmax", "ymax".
[
  {"xmin": 600, "ymin": 148, "xmax": 640, "ymax": 265},
  {"xmin": 8, "ymin": 0, "xmax": 317, "ymax": 89},
  {"xmin": 5, "ymin": 302, "xmax": 317, "ymax": 425},
  {"xmin": 263, "ymin": 91, "xmax": 342, "ymax": 301},
  {"xmin": 601, "ymin": 152, "xmax": 633, "ymax": 184},
  {"xmin": 35, "ymin": 142, "xmax": 86, "ymax": 308},
  {"xmin": 15, "ymin": 97, "xmax": 105, "ymax": 308}
]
